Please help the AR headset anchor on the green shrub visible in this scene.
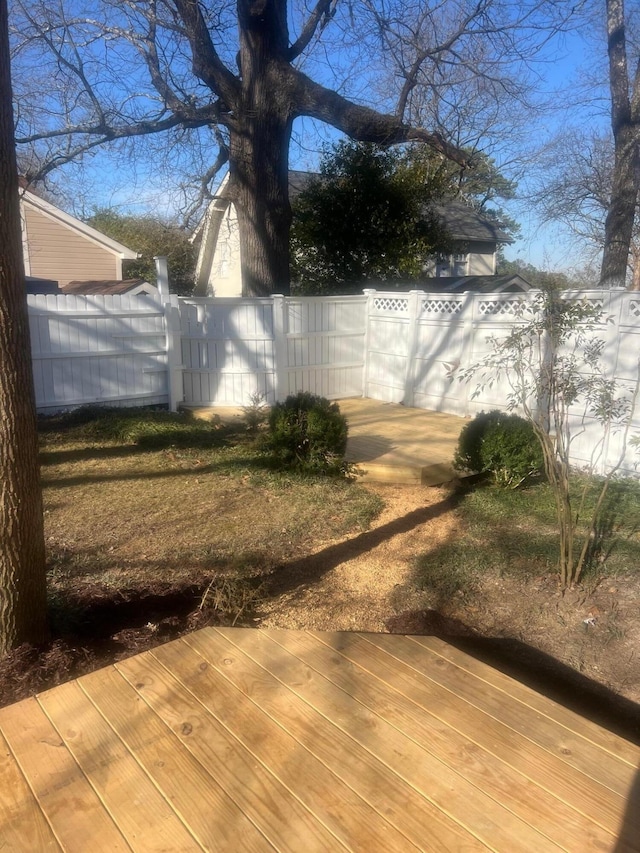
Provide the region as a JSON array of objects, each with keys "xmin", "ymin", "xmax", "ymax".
[
  {"xmin": 454, "ymin": 409, "xmax": 544, "ymax": 487},
  {"xmin": 266, "ymin": 392, "xmax": 348, "ymax": 472}
]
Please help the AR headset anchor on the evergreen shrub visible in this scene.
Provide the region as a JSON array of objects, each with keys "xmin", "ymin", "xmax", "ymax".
[
  {"xmin": 454, "ymin": 409, "xmax": 544, "ymax": 487},
  {"xmin": 267, "ymin": 392, "xmax": 348, "ymax": 472}
]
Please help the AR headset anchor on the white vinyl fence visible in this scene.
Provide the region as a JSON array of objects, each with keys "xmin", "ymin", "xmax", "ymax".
[
  {"xmin": 27, "ymin": 288, "xmax": 640, "ymax": 474},
  {"xmin": 27, "ymin": 293, "xmax": 177, "ymax": 413},
  {"xmin": 179, "ymin": 294, "xmax": 367, "ymax": 405},
  {"xmin": 363, "ymin": 288, "xmax": 640, "ymax": 475}
]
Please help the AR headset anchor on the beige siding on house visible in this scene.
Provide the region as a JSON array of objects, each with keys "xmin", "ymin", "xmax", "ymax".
[
  {"xmin": 23, "ymin": 206, "xmax": 120, "ymax": 286},
  {"xmin": 466, "ymin": 241, "xmax": 496, "ymax": 275},
  {"xmin": 207, "ymin": 204, "xmax": 243, "ymax": 297}
]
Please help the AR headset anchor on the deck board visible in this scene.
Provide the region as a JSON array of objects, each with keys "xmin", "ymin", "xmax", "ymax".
[{"xmin": 0, "ymin": 626, "xmax": 638, "ymax": 853}]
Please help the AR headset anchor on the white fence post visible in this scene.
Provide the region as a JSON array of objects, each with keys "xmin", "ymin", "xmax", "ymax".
[
  {"xmin": 272, "ymin": 294, "xmax": 288, "ymax": 401},
  {"xmin": 154, "ymin": 256, "xmax": 170, "ymax": 300},
  {"xmin": 459, "ymin": 291, "xmax": 478, "ymax": 417},
  {"xmin": 362, "ymin": 289, "xmax": 376, "ymax": 398},
  {"xmin": 164, "ymin": 295, "xmax": 184, "ymax": 412},
  {"xmin": 154, "ymin": 258, "xmax": 184, "ymax": 411},
  {"xmin": 403, "ymin": 289, "xmax": 426, "ymax": 407}
]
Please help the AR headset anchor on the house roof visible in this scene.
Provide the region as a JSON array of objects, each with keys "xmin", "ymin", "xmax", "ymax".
[
  {"xmin": 25, "ymin": 276, "xmax": 59, "ymax": 295},
  {"xmin": 432, "ymin": 202, "xmax": 512, "ymax": 244},
  {"xmin": 420, "ymin": 274, "xmax": 531, "ymax": 293},
  {"xmin": 62, "ymin": 279, "xmax": 156, "ymax": 295},
  {"xmin": 21, "ymin": 190, "xmax": 140, "ymax": 259}
]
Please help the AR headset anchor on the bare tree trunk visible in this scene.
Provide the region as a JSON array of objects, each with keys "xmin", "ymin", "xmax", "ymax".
[
  {"xmin": 600, "ymin": 0, "xmax": 640, "ymax": 289},
  {"xmin": 601, "ymin": 125, "xmax": 639, "ymax": 288},
  {"xmin": 0, "ymin": 0, "xmax": 48, "ymax": 654},
  {"xmin": 229, "ymin": 115, "xmax": 293, "ymax": 297},
  {"xmin": 630, "ymin": 238, "xmax": 640, "ymax": 290}
]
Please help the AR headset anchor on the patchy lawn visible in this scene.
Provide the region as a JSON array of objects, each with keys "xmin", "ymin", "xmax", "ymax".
[
  {"xmin": 1, "ymin": 408, "xmax": 382, "ymax": 707},
  {"xmin": 1, "ymin": 407, "xmax": 639, "ymax": 744}
]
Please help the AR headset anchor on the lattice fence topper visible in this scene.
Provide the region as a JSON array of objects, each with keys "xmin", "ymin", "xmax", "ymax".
[
  {"xmin": 628, "ymin": 299, "xmax": 640, "ymax": 318},
  {"xmin": 372, "ymin": 296, "xmax": 410, "ymax": 313},
  {"xmin": 477, "ymin": 298, "xmax": 528, "ymax": 316},
  {"xmin": 421, "ymin": 298, "xmax": 463, "ymax": 315}
]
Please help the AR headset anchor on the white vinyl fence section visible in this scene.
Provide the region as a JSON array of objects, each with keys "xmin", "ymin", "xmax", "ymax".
[
  {"xmin": 27, "ymin": 288, "xmax": 640, "ymax": 475},
  {"xmin": 27, "ymin": 293, "xmax": 176, "ymax": 413},
  {"xmin": 364, "ymin": 288, "xmax": 640, "ymax": 476},
  {"xmin": 179, "ymin": 294, "xmax": 367, "ymax": 405}
]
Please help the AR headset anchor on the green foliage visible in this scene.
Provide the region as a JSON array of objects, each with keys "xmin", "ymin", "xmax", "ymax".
[
  {"xmin": 455, "ymin": 410, "xmax": 544, "ymax": 487},
  {"xmin": 459, "ymin": 293, "xmax": 640, "ymax": 587},
  {"xmin": 290, "ymin": 141, "xmax": 452, "ymax": 294},
  {"xmin": 290, "ymin": 141, "xmax": 521, "ymax": 294},
  {"xmin": 87, "ymin": 209, "xmax": 197, "ymax": 295},
  {"xmin": 266, "ymin": 392, "xmax": 348, "ymax": 472},
  {"xmin": 241, "ymin": 392, "xmax": 269, "ymax": 434},
  {"xmin": 406, "ymin": 145, "xmax": 520, "ymax": 244},
  {"xmin": 46, "ymin": 405, "xmax": 227, "ymax": 449}
]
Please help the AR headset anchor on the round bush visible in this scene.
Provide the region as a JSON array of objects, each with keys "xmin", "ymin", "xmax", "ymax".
[
  {"xmin": 455, "ymin": 409, "xmax": 544, "ymax": 487},
  {"xmin": 267, "ymin": 392, "xmax": 348, "ymax": 472}
]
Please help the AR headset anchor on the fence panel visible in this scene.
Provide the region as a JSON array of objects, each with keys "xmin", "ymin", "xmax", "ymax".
[
  {"xmin": 180, "ymin": 297, "xmax": 277, "ymax": 405},
  {"xmin": 281, "ymin": 295, "xmax": 366, "ymax": 400},
  {"xmin": 28, "ymin": 293, "xmax": 169, "ymax": 412},
  {"xmin": 364, "ymin": 293, "xmax": 412, "ymax": 403}
]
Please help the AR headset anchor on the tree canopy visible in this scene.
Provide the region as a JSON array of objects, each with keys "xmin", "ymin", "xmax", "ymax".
[
  {"xmin": 87, "ymin": 210, "xmax": 197, "ymax": 295},
  {"xmin": 10, "ymin": 0, "xmax": 581, "ymax": 295},
  {"xmin": 290, "ymin": 142, "xmax": 452, "ymax": 293},
  {"xmin": 290, "ymin": 140, "xmax": 519, "ymax": 293}
]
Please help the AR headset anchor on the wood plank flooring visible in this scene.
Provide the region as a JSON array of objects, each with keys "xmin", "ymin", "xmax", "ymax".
[{"xmin": 0, "ymin": 627, "xmax": 638, "ymax": 852}]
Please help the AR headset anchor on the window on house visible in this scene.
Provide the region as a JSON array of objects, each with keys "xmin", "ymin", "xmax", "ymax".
[
  {"xmin": 452, "ymin": 252, "xmax": 468, "ymax": 275},
  {"xmin": 435, "ymin": 252, "xmax": 468, "ymax": 277}
]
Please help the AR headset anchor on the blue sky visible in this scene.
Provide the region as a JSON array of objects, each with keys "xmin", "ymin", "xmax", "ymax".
[{"xmin": 17, "ymin": 2, "xmax": 613, "ymax": 278}]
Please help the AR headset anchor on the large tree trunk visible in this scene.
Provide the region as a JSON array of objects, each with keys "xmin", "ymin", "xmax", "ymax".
[
  {"xmin": 600, "ymin": 0, "xmax": 640, "ymax": 289},
  {"xmin": 229, "ymin": 114, "xmax": 293, "ymax": 297},
  {"xmin": 601, "ymin": 125, "xmax": 639, "ymax": 289},
  {"xmin": 231, "ymin": 2, "xmax": 293, "ymax": 297},
  {"xmin": 0, "ymin": 0, "xmax": 48, "ymax": 654}
]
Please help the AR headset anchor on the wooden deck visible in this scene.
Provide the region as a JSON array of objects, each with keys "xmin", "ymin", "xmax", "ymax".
[
  {"xmin": 338, "ymin": 398, "xmax": 465, "ymax": 485},
  {"xmin": 186, "ymin": 398, "xmax": 467, "ymax": 485},
  {"xmin": 1, "ymin": 628, "xmax": 638, "ymax": 852}
]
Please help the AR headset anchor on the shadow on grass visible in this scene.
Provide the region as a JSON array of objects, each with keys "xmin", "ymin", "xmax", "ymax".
[
  {"xmin": 40, "ymin": 445, "xmax": 142, "ymax": 466},
  {"xmin": 267, "ymin": 489, "xmax": 467, "ymax": 599},
  {"xmin": 40, "ymin": 450, "xmax": 283, "ymax": 489}
]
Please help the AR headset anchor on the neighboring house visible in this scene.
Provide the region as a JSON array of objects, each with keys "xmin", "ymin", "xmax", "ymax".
[
  {"xmin": 420, "ymin": 273, "xmax": 531, "ymax": 293},
  {"xmin": 194, "ymin": 171, "xmax": 514, "ymax": 296},
  {"xmin": 62, "ymin": 279, "xmax": 158, "ymax": 296},
  {"xmin": 20, "ymin": 189, "xmax": 139, "ymax": 288},
  {"xmin": 425, "ymin": 202, "xmax": 512, "ymax": 278}
]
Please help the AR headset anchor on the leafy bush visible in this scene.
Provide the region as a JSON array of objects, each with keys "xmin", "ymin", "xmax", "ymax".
[
  {"xmin": 454, "ymin": 410, "xmax": 544, "ymax": 487},
  {"xmin": 266, "ymin": 392, "xmax": 348, "ymax": 472}
]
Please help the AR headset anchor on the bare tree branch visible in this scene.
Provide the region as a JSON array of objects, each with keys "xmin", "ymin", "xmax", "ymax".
[
  {"xmin": 292, "ymin": 68, "xmax": 468, "ymax": 164},
  {"xmin": 288, "ymin": 0, "xmax": 337, "ymax": 60},
  {"xmin": 171, "ymin": 0, "xmax": 239, "ymax": 108}
]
